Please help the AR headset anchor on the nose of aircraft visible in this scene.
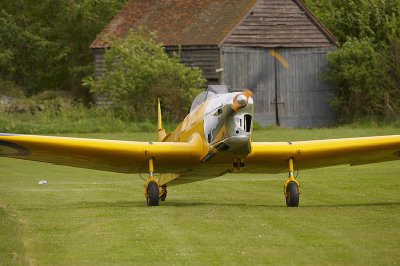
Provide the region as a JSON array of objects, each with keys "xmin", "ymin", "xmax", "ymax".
[
  {"xmin": 231, "ymin": 89, "xmax": 253, "ymax": 111},
  {"xmin": 236, "ymin": 94, "xmax": 248, "ymax": 105}
]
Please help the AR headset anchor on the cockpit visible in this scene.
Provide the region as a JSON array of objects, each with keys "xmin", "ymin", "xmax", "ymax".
[{"xmin": 190, "ymin": 85, "xmax": 231, "ymax": 112}]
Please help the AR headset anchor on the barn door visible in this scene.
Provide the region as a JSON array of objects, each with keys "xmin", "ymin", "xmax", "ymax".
[
  {"xmin": 221, "ymin": 46, "xmax": 336, "ymax": 128},
  {"xmin": 275, "ymin": 47, "xmax": 337, "ymax": 128}
]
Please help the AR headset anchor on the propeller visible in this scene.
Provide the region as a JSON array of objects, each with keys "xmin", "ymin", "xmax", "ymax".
[{"xmin": 231, "ymin": 89, "xmax": 253, "ymax": 112}]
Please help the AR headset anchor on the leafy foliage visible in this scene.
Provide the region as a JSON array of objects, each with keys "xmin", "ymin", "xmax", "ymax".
[
  {"xmin": 0, "ymin": 0, "xmax": 128, "ymax": 102},
  {"xmin": 0, "ymin": 94, "xmax": 180, "ymax": 134},
  {"xmin": 86, "ymin": 30, "xmax": 205, "ymax": 121},
  {"xmin": 306, "ymin": 0, "xmax": 400, "ymax": 121},
  {"xmin": 306, "ymin": 0, "xmax": 400, "ymax": 44},
  {"xmin": 1, "ymin": 0, "xmax": 399, "ymax": 123},
  {"xmin": 326, "ymin": 38, "xmax": 390, "ymax": 119}
]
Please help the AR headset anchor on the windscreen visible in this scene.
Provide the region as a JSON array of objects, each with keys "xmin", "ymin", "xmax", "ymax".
[
  {"xmin": 190, "ymin": 91, "xmax": 215, "ymax": 112},
  {"xmin": 190, "ymin": 85, "xmax": 230, "ymax": 112}
]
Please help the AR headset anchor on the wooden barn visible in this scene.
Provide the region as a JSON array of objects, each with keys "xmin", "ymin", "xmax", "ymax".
[{"xmin": 90, "ymin": 0, "xmax": 337, "ymax": 128}]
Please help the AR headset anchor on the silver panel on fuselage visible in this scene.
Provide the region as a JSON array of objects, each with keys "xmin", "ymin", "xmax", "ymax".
[
  {"xmin": 204, "ymin": 93, "xmax": 254, "ymax": 154},
  {"xmin": 165, "ymin": 92, "xmax": 256, "ymax": 186}
]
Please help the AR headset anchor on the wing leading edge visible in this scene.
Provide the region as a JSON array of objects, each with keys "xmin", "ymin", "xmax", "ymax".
[
  {"xmin": 245, "ymin": 135, "xmax": 400, "ymax": 173},
  {"xmin": 0, "ymin": 133, "xmax": 204, "ymax": 173},
  {"xmin": 1, "ymin": 133, "xmax": 399, "ymax": 177}
]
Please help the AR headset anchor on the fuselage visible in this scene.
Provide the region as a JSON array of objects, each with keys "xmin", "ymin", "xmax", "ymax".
[
  {"xmin": 159, "ymin": 91, "xmax": 255, "ymax": 185},
  {"xmin": 203, "ymin": 92, "xmax": 254, "ymax": 156}
]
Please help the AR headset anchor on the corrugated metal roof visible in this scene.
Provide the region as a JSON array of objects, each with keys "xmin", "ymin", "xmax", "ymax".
[{"xmin": 90, "ymin": 0, "xmax": 336, "ymax": 49}]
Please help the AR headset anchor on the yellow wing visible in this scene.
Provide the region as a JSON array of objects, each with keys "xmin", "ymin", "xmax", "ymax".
[
  {"xmin": 245, "ymin": 135, "xmax": 400, "ymax": 173},
  {"xmin": 0, "ymin": 133, "xmax": 204, "ymax": 173}
]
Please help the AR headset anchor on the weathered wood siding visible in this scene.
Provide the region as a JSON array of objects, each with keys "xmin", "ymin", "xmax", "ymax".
[
  {"xmin": 221, "ymin": 46, "xmax": 336, "ymax": 128},
  {"xmin": 93, "ymin": 48, "xmax": 105, "ymax": 81},
  {"xmin": 165, "ymin": 46, "xmax": 221, "ymax": 85},
  {"xmin": 221, "ymin": 47, "xmax": 277, "ymax": 125},
  {"xmin": 276, "ymin": 47, "xmax": 337, "ymax": 127},
  {"xmin": 93, "ymin": 46, "xmax": 221, "ymax": 85},
  {"xmin": 222, "ymin": 0, "xmax": 334, "ymax": 47}
]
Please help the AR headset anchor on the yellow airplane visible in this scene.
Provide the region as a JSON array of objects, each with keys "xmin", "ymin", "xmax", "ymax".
[{"xmin": 1, "ymin": 85, "xmax": 399, "ymax": 207}]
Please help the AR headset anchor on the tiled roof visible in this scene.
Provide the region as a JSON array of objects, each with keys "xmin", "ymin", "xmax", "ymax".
[
  {"xmin": 90, "ymin": 0, "xmax": 258, "ymax": 48},
  {"xmin": 90, "ymin": 0, "xmax": 336, "ymax": 49}
]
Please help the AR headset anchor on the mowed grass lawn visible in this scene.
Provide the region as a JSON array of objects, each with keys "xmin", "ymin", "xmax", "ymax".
[{"xmin": 1, "ymin": 127, "xmax": 400, "ymax": 265}]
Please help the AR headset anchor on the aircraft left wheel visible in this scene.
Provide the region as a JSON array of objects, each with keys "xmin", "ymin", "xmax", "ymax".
[
  {"xmin": 146, "ymin": 181, "xmax": 159, "ymax": 206},
  {"xmin": 286, "ymin": 181, "xmax": 299, "ymax": 207}
]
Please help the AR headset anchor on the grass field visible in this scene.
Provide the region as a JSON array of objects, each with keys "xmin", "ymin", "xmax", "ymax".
[{"xmin": 1, "ymin": 127, "xmax": 400, "ymax": 265}]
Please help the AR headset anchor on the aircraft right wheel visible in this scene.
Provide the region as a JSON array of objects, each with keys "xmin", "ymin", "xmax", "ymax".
[
  {"xmin": 146, "ymin": 181, "xmax": 159, "ymax": 206},
  {"xmin": 286, "ymin": 181, "xmax": 299, "ymax": 207}
]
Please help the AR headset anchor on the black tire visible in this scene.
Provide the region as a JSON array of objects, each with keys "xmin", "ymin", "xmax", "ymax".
[
  {"xmin": 286, "ymin": 181, "xmax": 299, "ymax": 207},
  {"xmin": 147, "ymin": 182, "xmax": 159, "ymax": 206}
]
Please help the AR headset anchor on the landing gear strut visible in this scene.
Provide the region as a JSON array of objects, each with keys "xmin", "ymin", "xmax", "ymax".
[
  {"xmin": 283, "ymin": 157, "xmax": 300, "ymax": 207},
  {"xmin": 160, "ymin": 185, "xmax": 167, "ymax": 201},
  {"xmin": 144, "ymin": 157, "xmax": 160, "ymax": 206}
]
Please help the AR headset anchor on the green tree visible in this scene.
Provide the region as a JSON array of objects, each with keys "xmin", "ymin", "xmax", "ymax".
[
  {"xmin": 86, "ymin": 30, "xmax": 205, "ymax": 121},
  {"xmin": 305, "ymin": 0, "xmax": 400, "ymax": 121},
  {"xmin": 326, "ymin": 38, "xmax": 391, "ymax": 119},
  {"xmin": 0, "ymin": 0, "xmax": 128, "ymax": 102},
  {"xmin": 305, "ymin": 0, "xmax": 400, "ymax": 44}
]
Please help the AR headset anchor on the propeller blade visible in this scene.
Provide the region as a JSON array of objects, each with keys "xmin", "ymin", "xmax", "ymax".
[{"xmin": 232, "ymin": 89, "xmax": 253, "ymax": 111}]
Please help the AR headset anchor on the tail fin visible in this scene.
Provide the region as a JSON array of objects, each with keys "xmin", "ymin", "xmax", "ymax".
[{"xmin": 157, "ymin": 99, "xmax": 167, "ymax": 141}]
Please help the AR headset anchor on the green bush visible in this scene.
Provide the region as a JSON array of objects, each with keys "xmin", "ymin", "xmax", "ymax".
[
  {"xmin": 85, "ymin": 30, "xmax": 205, "ymax": 121},
  {"xmin": 326, "ymin": 38, "xmax": 391, "ymax": 120},
  {"xmin": 306, "ymin": 0, "xmax": 400, "ymax": 122}
]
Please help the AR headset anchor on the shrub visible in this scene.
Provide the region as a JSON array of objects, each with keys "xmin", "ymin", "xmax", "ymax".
[
  {"xmin": 306, "ymin": 0, "xmax": 400, "ymax": 122},
  {"xmin": 85, "ymin": 30, "xmax": 205, "ymax": 121},
  {"xmin": 326, "ymin": 38, "xmax": 391, "ymax": 120}
]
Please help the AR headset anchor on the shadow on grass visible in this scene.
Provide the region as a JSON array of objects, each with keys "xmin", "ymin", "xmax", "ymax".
[
  {"xmin": 162, "ymin": 201, "xmax": 400, "ymax": 208},
  {"xmin": 299, "ymin": 202, "xmax": 400, "ymax": 208},
  {"xmin": 20, "ymin": 200, "xmax": 400, "ymax": 210}
]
